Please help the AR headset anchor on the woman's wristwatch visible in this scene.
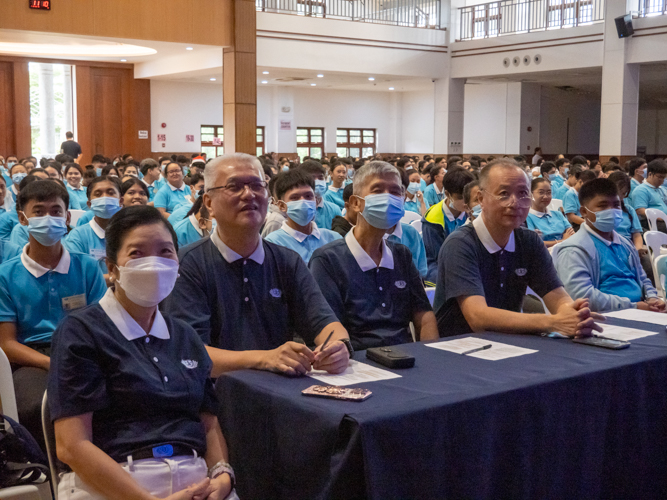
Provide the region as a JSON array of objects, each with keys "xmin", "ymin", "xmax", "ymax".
[{"xmin": 209, "ymin": 460, "xmax": 235, "ymax": 488}]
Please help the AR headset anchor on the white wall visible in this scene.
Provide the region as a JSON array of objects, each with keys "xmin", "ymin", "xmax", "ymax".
[
  {"xmin": 463, "ymin": 82, "xmax": 514, "ymax": 154},
  {"xmin": 401, "ymin": 89, "xmax": 436, "ymax": 154},
  {"xmin": 539, "ymin": 86, "xmax": 600, "ymax": 155}
]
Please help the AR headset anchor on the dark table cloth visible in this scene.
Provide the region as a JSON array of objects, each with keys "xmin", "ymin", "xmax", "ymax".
[{"xmin": 216, "ymin": 319, "xmax": 667, "ymax": 500}]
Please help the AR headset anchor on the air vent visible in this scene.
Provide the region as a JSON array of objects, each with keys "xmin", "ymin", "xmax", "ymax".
[
  {"xmin": 555, "ymin": 85, "xmax": 575, "ymax": 91},
  {"xmin": 275, "ymin": 77, "xmax": 308, "ymax": 82}
]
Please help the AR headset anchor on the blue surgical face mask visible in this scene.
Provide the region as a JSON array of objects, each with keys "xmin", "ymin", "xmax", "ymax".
[
  {"xmin": 24, "ymin": 214, "xmax": 68, "ymax": 246},
  {"xmin": 183, "ymin": 167, "xmax": 190, "ymax": 176},
  {"xmin": 96, "ymin": 167, "xmax": 102, "ymax": 176},
  {"xmin": 588, "ymin": 208, "xmax": 623, "ymax": 232},
  {"xmin": 472, "ymin": 204, "xmax": 482, "ymax": 217},
  {"xmin": 285, "ymin": 199, "xmax": 316, "ymax": 226},
  {"xmin": 548, "ymin": 173, "xmax": 559, "ymax": 181},
  {"xmin": 90, "ymin": 197, "xmax": 121, "ymax": 219},
  {"xmin": 7, "ymin": 162, "xmax": 16, "ymax": 169},
  {"xmin": 358, "ymin": 193, "xmax": 405, "ymax": 230},
  {"xmin": 314, "ymin": 179, "xmax": 327, "ymax": 198},
  {"xmin": 347, "ymin": 168, "xmax": 354, "ymax": 179},
  {"xmin": 281, "ymin": 165, "xmax": 289, "ymax": 172},
  {"xmin": 563, "ymin": 168, "xmax": 569, "ymax": 178},
  {"xmin": 12, "ymin": 172, "xmax": 27, "ymax": 185},
  {"xmin": 641, "ymin": 168, "xmax": 647, "ymax": 178},
  {"xmin": 407, "ymin": 182, "xmax": 420, "ymax": 195}
]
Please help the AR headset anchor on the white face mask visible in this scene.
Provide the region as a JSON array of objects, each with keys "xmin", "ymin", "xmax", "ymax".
[{"xmin": 116, "ymin": 256, "xmax": 179, "ymax": 307}]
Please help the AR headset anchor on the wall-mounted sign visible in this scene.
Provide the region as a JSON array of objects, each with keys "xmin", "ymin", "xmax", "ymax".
[
  {"xmin": 157, "ymin": 134, "xmax": 166, "ymax": 141},
  {"xmin": 186, "ymin": 135, "xmax": 195, "ymax": 142},
  {"xmin": 29, "ymin": 0, "xmax": 51, "ymax": 10},
  {"xmin": 280, "ymin": 120, "xmax": 291, "ymax": 131},
  {"xmin": 212, "ymin": 137, "xmax": 222, "ymax": 146},
  {"xmin": 138, "ymin": 130, "xmax": 148, "ymax": 139}
]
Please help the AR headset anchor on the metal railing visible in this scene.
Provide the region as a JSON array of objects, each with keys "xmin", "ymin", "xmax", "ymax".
[
  {"xmin": 256, "ymin": 0, "xmax": 441, "ymax": 28},
  {"xmin": 638, "ymin": 0, "xmax": 667, "ymax": 17},
  {"xmin": 459, "ymin": 0, "xmax": 604, "ymax": 40}
]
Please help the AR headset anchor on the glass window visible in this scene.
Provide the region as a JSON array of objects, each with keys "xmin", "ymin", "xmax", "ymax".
[
  {"xmin": 295, "ymin": 127, "xmax": 325, "ymax": 159},
  {"xmin": 336, "ymin": 128, "xmax": 376, "ymax": 157}
]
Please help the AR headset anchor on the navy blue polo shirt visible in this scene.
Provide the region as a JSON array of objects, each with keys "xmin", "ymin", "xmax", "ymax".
[
  {"xmin": 433, "ymin": 217, "xmax": 562, "ymax": 337},
  {"xmin": 162, "ymin": 232, "xmax": 338, "ymax": 350},
  {"xmin": 48, "ymin": 289, "xmax": 217, "ymax": 462},
  {"xmin": 309, "ymin": 230, "xmax": 432, "ymax": 351}
]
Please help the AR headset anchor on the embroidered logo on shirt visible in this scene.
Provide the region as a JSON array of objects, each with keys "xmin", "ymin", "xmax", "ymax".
[
  {"xmin": 181, "ymin": 359, "xmax": 198, "ymax": 369},
  {"xmin": 395, "ymin": 281, "xmax": 406, "ymax": 289},
  {"xmin": 515, "ymin": 268, "xmax": 528, "ymax": 277},
  {"xmin": 270, "ymin": 288, "xmax": 282, "ymax": 298}
]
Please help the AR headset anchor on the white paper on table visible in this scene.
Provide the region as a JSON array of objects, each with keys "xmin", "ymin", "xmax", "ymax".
[
  {"xmin": 605, "ymin": 309, "xmax": 667, "ymax": 327},
  {"xmin": 425, "ymin": 337, "xmax": 537, "ymax": 360},
  {"xmin": 306, "ymin": 360, "xmax": 401, "ymax": 386},
  {"xmin": 598, "ymin": 324, "xmax": 659, "ymax": 342}
]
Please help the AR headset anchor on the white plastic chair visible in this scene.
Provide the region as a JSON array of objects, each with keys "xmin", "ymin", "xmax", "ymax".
[
  {"xmin": 0, "ymin": 347, "xmax": 18, "ymax": 421},
  {"xmin": 653, "ymin": 254, "xmax": 667, "ymax": 299},
  {"xmin": 645, "ymin": 208, "xmax": 667, "ymax": 232},
  {"xmin": 400, "ymin": 211, "xmax": 421, "ymax": 224},
  {"xmin": 68, "ymin": 209, "xmax": 85, "ymax": 228},
  {"xmin": 410, "ymin": 219, "xmax": 423, "ymax": 234},
  {"xmin": 548, "ymin": 198, "xmax": 563, "ymax": 213},
  {"xmin": 644, "ymin": 231, "xmax": 667, "ymax": 287}
]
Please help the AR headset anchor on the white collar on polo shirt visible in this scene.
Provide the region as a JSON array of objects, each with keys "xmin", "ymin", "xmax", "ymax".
[
  {"xmin": 317, "ymin": 197, "xmax": 324, "ymax": 208},
  {"xmin": 142, "ymin": 178, "xmax": 154, "ymax": 188},
  {"xmin": 383, "ymin": 222, "xmax": 402, "ymax": 240},
  {"xmin": 99, "ymin": 288, "xmax": 169, "ymax": 341},
  {"xmin": 345, "ymin": 227, "xmax": 394, "ymax": 271},
  {"xmin": 280, "ymin": 220, "xmax": 320, "ymax": 242},
  {"xmin": 528, "ymin": 208, "xmax": 550, "ymax": 218},
  {"xmin": 21, "ymin": 244, "xmax": 71, "ymax": 278},
  {"xmin": 2, "ymin": 196, "xmax": 14, "ymax": 212},
  {"xmin": 11, "ymin": 184, "xmax": 18, "ymax": 195},
  {"xmin": 328, "ymin": 185, "xmax": 341, "ymax": 192},
  {"xmin": 189, "ymin": 214, "xmax": 203, "ymax": 236},
  {"xmin": 168, "ymin": 182, "xmax": 185, "ymax": 192},
  {"xmin": 89, "ymin": 218, "xmax": 106, "ymax": 239},
  {"xmin": 442, "ymin": 201, "xmax": 466, "ymax": 222},
  {"xmin": 434, "ymin": 184, "xmax": 444, "ymax": 194},
  {"xmin": 582, "ymin": 222, "xmax": 622, "ymax": 246},
  {"xmin": 473, "ymin": 215, "xmax": 515, "ymax": 254},
  {"xmin": 211, "ymin": 228, "xmax": 265, "ymax": 264}
]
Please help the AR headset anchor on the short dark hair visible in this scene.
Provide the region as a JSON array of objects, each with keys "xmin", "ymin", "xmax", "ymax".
[
  {"xmin": 647, "ymin": 159, "xmax": 667, "ymax": 176},
  {"xmin": 607, "ymin": 171, "xmax": 631, "ymax": 200},
  {"xmin": 189, "ymin": 173, "xmax": 205, "ymax": 187},
  {"xmin": 65, "ymin": 131, "xmax": 74, "ymax": 139},
  {"xmin": 92, "ymin": 154, "xmax": 106, "ymax": 164},
  {"xmin": 63, "ymin": 163, "xmax": 84, "ymax": 177},
  {"xmin": 17, "ymin": 178, "xmax": 69, "ymax": 212},
  {"xmin": 106, "ymin": 206, "xmax": 178, "ymax": 264},
  {"xmin": 602, "ymin": 162, "xmax": 622, "ymax": 174},
  {"xmin": 342, "ymin": 183, "xmax": 354, "ymax": 203},
  {"xmin": 568, "ymin": 164, "xmax": 583, "ymax": 179},
  {"xmin": 299, "ymin": 160, "xmax": 326, "ymax": 178},
  {"xmin": 274, "ymin": 169, "xmax": 315, "ymax": 200},
  {"xmin": 609, "ymin": 156, "xmax": 620, "ymax": 164},
  {"xmin": 463, "ymin": 180, "xmax": 480, "ymax": 206},
  {"xmin": 571, "ymin": 155, "xmax": 588, "ymax": 166},
  {"xmin": 578, "ymin": 169, "xmax": 597, "ymax": 184},
  {"xmin": 101, "ymin": 165, "xmax": 119, "ymax": 177},
  {"xmin": 555, "ymin": 158, "xmax": 569, "ymax": 169},
  {"xmin": 531, "ymin": 177, "xmax": 551, "ymax": 192},
  {"xmin": 120, "ymin": 177, "xmax": 149, "ymax": 198},
  {"xmin": 87, "ymin": 175, "xmax": 122, "ymax": 200},
  {"xmin": 140, "ymin": 158, "xmax": 160, "ymax": 176},
  {"xmin": 443, "ymin": 167, "xmax": 475, "ymax": 196},
  {"xmin": 540, "ymin": 161, "xmax": 557, "ymax": 177},
  {"xmin": 579, "ymin": 178, "xmax": 619, "ymax": 206},
  {"xmin": 626, "ymin": 158, "xmax": 647, "ymax": 176},
  {"xmin": 186, "ymin": 195, "xmax": 209, "ymax": 219}
]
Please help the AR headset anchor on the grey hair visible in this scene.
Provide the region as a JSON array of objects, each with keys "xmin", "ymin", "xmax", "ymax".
[
  {"xmin": 353, "ymin": 161, "xmax": 402, "ymax": 195},
  {"xmin": 204, "ymin": 153, "xmax": 263, "ymax": 191}
]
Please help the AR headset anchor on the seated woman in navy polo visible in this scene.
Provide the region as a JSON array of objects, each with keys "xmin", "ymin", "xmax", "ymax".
[{"xmin": 48, "ymin": 206, "xmax": 237, "ymax": 500}]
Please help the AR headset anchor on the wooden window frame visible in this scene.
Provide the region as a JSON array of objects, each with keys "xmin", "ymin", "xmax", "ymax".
[
  {"xmin": 296, "ymin": 127, "xmax": 325, "ymax": 159},
  {"xmin": 336, "ymin": 128, "xmax": 376, "ymax": 157}
]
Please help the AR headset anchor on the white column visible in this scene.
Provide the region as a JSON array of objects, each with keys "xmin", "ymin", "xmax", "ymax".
[
  {"xmin": 388, "ymin": 91, "xmax": 403, "ymax": 154},
  {"xmin": 519, "ymin": 83, "xmax": 541, "ymax": 156},
  {"xmin": 38, "ymin": 63, "xmax": 56, "ymax": 155},
  {"xmin": 63, "ymin": 65, "xmax": 73, "ymax": 136},
  {"xmin": 445, "ymin": 78, "xmax": 465, "ymax": 155},
  {"xmin": 599, "ymin": 0, "xmax": 639, "ymax": 157}
]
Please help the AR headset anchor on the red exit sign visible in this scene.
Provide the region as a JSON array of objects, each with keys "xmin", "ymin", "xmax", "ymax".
[{"xmin": 29, "ymin": 0, "xmax": 51, "ymax": 10}]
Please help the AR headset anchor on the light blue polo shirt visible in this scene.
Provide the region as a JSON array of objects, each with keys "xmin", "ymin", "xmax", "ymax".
[
  {"xmin": 552, "ymin": 183, "xmax": 572, "ymax": 201},
  {"xmin": 0, "ymin": 247, "xmax": 106, "ymax": 344},
  {"xmin": 63, "ymin": 219, "xmax": 108, "ymax": 272},
  {"xmin": 630, "ymin": 177, "xmax": 642, "ymax": 196},
  {"xmin": 67, "ymin": 184, "xmax": 89, "ymax": 211},
  {"xmin": 587, "ymin": 226, "xmax": 643, "ymax": 303},
  {"xmin": 0, "ymin": 210, "xmax": 19, "ymax": 241},
  {"xmin": 0, "ymin": 239, "xmax": 21, "ymax": 264},
  {"xmin": 549, "ymin": 174, "xmax": 565, "ymax": 189},
  {"xmin": 143, "ymin": 178, "xmax": 166, "ymax": 202},
  {"xmin": 617, "ymin": 202, "xmax": 642, "ymax": 242},
  {"xmin": 563, "ymin": 188, "xmax": 581, "ymax": 216},
  {"xmin": 9, "ymin": 223, "xmax": 29, "ymax": 248},
  {"xmin": 442, "ymin": 201, "xmax": 468, "ymax": 235},
  {"xmin": 420, "ymin": 179, "xmax": 427, "ymax": 192},
  {"xmin": 76, "ymin": 210, "xmax": 95, "ymax": 227},
  {"xmin": 264, "ymin": 221, "xmax": 342, "ymax": 263},
  {"xmin": 154, "ymin": 183, "xmax": 192, "ymax": 213},
  {"xmin": 173, "ymin": 215, "xmax": 205, "ymax": 248},
  {"xmin": 168, "ymin": 201, "xmax": 194, "ymax": 225},
  {"xmin": 8, "ymin": 185, "xmax": 18, "ymax": 204},
  {"xmin": 315, "ymin": 199, "xmax": 342, "ymax": 231},
  {"xmin": 323, "ymin": 186, "xmax": 345, "ymax": 209},
  {"xmin": 526, "ymin": 209, "xmax": 572, "ymax": 242},
  {"xmin": 385, "ymin": 222, "xmax": 427, "ymax": 278},
  {"xmin": 405, "ymin": 198, "xmax": 421, "ymax": 215},
  {"xmin": 630, "ymin": 182, "xmax": 667, "ymax": 213},
  {"xmin": 423, "ymin": 183, "xmax": 444, "ymax": 208}
]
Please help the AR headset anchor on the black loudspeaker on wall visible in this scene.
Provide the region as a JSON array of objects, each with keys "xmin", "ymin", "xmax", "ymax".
[{"xmin": 615, "ymin": 14, "xmax": 634, "ymax": 38}]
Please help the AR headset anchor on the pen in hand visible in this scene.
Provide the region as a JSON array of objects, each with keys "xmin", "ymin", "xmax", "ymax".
[
  {"xmin": 313, "ymin": 330, "xmax": 335, "ymax": 365},
  {"xmin": 461, "ymin": 344, "xmax": 492, "ymax": 356}
]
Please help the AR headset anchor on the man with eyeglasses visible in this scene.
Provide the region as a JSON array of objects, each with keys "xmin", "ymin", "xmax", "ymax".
[
  {"xmin": 163, "ymin": 153, "xmax": 351, "ymax": 377},
  {"xmin": 433, "ymin": 159, "xmax": 604, "ymax": 338}
]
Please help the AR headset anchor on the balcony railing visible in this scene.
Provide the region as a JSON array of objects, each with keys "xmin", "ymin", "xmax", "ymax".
[
  {"xmin": 256, "ymin": 0, "xmax": 441, "ymax": 28},
  {"xmin": 459, "ymin": 0, "xmax": 604, "ymax": 40},
  {"xmin": 638, "ymin": 0, "xmax": 667, "ymax": 17}
]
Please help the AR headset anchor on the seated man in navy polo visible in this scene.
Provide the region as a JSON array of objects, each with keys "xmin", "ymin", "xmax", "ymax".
[
  {"xmin": 163, "ymin": 153, "xmax": 351, "ymax": 377},
  {"xmin": 433, "ymin": 159, "xmax": 604, "ymax": 338},
  {"xmin": 309, "ymin": 162, "xmax": 438, "ymax": 350}
]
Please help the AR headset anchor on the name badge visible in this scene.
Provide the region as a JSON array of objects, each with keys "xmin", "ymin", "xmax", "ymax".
[
  {"xmin": 62, "ymin": 294, "xmax": 87, "ymax": 311},
  {"xmin": 90, "ymin": 248, "xmax": 106, "ymax": 260}
]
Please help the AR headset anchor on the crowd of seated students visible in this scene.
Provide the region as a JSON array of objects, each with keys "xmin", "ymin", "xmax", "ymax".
[{"xmin": 1, "ymin": 148, "xmax": 666, "ymax": 499}]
